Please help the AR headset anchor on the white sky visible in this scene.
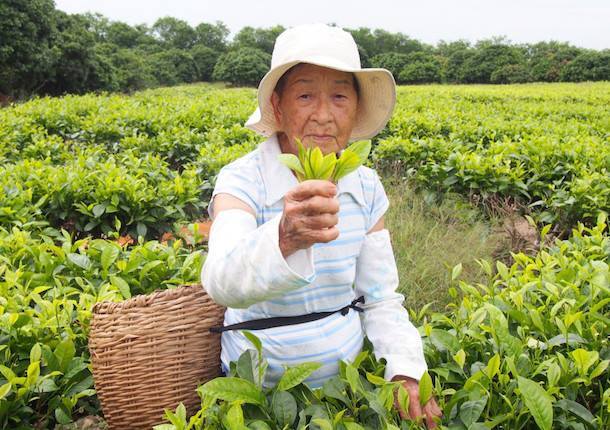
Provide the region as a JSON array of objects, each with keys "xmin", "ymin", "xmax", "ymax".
[{"xmin": 55, "ymin": 0, "xmax": 610, "ymax": 50}]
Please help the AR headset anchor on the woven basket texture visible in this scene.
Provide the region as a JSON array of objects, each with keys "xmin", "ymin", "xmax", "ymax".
[{"xmin": 88, "ymin": 284, "xmax": 225, "ymax": 429}]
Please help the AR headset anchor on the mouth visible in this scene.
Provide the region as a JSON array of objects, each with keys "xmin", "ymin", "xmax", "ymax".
[{"xmin": 306, "ymin": 135, "xmax": 336, "ymax": 144}]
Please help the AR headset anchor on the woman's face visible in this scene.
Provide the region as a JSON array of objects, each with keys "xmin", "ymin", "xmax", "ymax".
[{"xmin": 271, "ymin": 64, "xmax": 359, "ymax": 155}]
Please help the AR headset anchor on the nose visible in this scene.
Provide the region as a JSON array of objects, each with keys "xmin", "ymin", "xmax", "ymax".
[{"xmin": 311, "ymin": 96, "xmax": 332, "ymax": 125}]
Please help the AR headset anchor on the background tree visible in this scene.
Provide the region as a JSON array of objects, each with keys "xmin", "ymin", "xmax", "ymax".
[
  {"xmin": 151, "ymin": 16, "xmax": 196, "ymax": 50},
  {"xmin": 526, "ymin": 41, "xmax": 583, "ymax": 82},
  {"xmin": 190, "ymin": 45, "xmax": 220, "ymax": 81},
  {"xmin": 460, "ymin": 37, "xmax": 526, "ymax": 83},
  {"xmin": 232, "ymin": 25, "xmax": 285, "ymax": 54},
  {"xmin": 0, "ymin": 0, "xmax": 56, "ymax": 97},
  {"xmin": 399, "ymin": 51, "xmax": 442, "ymax": 84},
  {"xmin": 195, "ymin": 21, "xmax": 230, "ymax": 52},
  {"xmin": 560, "ymin": 50, "xmax": 610, "ymax": 82},
  {"xmin": 149, "ymin": 49, "xmax": 198, "ymax": 86},
  {"xmin": 2, "ymin": 4, "xmax": 608, "ymax": 98},
  {"xmin": 42, "ymin": 12, "xmax": 114, "ymax": 94},
  {"xmin": 213, "ymin": 47, "xmax": 271, "ymax": 86},
  {"xmin": 369, "ymin": 52, "xmax": 410, "ymax": 82}
]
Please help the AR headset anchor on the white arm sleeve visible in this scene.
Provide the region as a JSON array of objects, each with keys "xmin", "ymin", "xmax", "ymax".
[
  {"xmin": 201, "ymin": 209, "xmax": 315, "ymax": 308},
  {"xmin": 354, "ymin": 229, "xmax": 428, "ymax": 381}
]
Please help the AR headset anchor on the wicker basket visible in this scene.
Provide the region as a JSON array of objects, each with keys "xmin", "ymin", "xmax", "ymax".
[{"xmin": 88, "ymin": 284, "xmax": 226, "ymax": 429}]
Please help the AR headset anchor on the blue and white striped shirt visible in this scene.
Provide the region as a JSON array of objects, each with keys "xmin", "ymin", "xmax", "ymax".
[{"xmin": 202, "ymin": 133, "xmax": 427, "ymax": 388}]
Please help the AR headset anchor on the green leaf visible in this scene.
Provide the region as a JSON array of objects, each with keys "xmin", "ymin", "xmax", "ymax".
[
  {"xmin": 54, "ymin": 339, "xmax": 76, "ymax": 373},
  {"xmin": 224, "ymin": 402, "xmax": 245, "ymax": 430},
  {"xmin": 55, "ymin": 407, "xmax": 72, "ymax": 425},
  {"xmin": 546, "ymin": 362, "xmax": 561, "ymax": 387},
  {"xmin": 236, "ymin": 350, "xmax": 256, "ymax": 384},
  {"xmin": 276, "ymin": 362, "xmax": 321, "ymax": 391},
  {"xmin": 570, "ymin": 349, "xmax": 598, "ymax": 376},
  {"xmin": 346, "ymin": 140, "xmax": 372, "ymax": 162},
  {"xmin": 278, "ymin": 153, "xmax": 305, "ymax": 175},
  {"xmin": 101, "ymin": 243, "xmax": 120, "ymax": 271},
  {"xmin": 110, "ymin": 275, "xmax": 131, "ymax": 299},
  {"xmin": 317, "ymin": 152, "xmax": 337, "ymax": 181},
  {"xmin": 0, "ymin": 383, "xmax": 11, "ymax": 400},
  {"xmin": 242, "ymin": 331, "xmax": 262, "ymax": 356},
  {"xmin": 453, "ymin": 349, "xmax": 466, "ymax": 368},
  {"xmin": 137, "ymin": 222, "xmax": 147, "ymax": 238},
  {"xmin": 459, "ymin": 397, "xmax": 487, "ymax": 427},
  {"xmin": 345, "ymin": 363, "xmax": 362, "ymax": 394},
  {"xmin": 554, "ymin": 399, "xmax": 595, "ymax": 426},
  {"xmin": 248, "ymin": 421, "xmax": 272, "ymax": 430},
  {"xmin": 322, "ymin": 377, "xmax": 349, "ymax": 404},
  {"xmin": 365, "ymin": 372, "xmax": 388, "ymax": 386},
  {"xmin": 429, "ymin": 329, "xmax": 460, "ymax": 353},
  {"xmin": 26, "ymin": 361, "xmax": 40, "ymax": 388},
  {"xmin": 344, "ymin": 423, "xmax": 365, "ymax": 430},
  {"xmin": 332, "ymin": 150, "xmax": 361, "ymax": 181},
  {"xmin": 311, "ymin": 418, "xmax": 333, "ymax": 430},
  {"xmin": 518, "ymin": 376, "xmax": 553, "ymax": 430},
  {"xmin": 590, "ymin": 359, "xmax": 609, "ymax": 379},
  {"xmin": 418, "ymin": 371, "xmax": 433, "ymax": 406},
  {"xmin": 309, "ymin": 146, "xmax": 324, "ymax": 178},
  {"xmin": 397, "ymin": 383, "xmax": 410, "ymax": 416},
  {"xmin": 30, "ymin": 343, "xmax": 42, "ymax": 363},
  {"xmin": 67, "ymin": 253, "xmax": 91, "ymax": 270},
  {"xmin": 272, "ymin": 391, "xmax": 297, "ymax": 428},
  {"xmin": 485, "ymin": 354, "xmax": 501, "ymax": 380},
  {"xmin": 451, "ymin": 263, "xmax": 463, "ymax": 281},
  {"xmin": 93, "ymin": 203, "xmax": 106, "ymax": 218},
  {"xmin": 200, "ymin": 377, "xmax": 265, "ymax": 405}
]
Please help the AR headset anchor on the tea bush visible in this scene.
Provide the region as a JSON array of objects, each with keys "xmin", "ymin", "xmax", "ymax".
[
  {"xmin": 158, "ymin": 217, "xmax": 609, "ymax": 429},
  {"xmin": 0, "ymin": 225, "xmax": 203, "ymax": 428}
]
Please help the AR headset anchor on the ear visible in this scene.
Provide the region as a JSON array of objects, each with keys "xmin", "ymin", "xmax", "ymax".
[{"xmin": 270, "ymin": 91, "xmax": 283, "ymax": 127}]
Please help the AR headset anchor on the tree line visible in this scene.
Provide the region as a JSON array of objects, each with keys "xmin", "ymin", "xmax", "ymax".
[{"xmin": 1, "ymin": 0, "xmax": 609, "ymax": 99}]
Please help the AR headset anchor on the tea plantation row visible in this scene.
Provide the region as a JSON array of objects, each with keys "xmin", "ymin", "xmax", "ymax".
[{"xmin": 0, "ymin": 83, "xmax": 608, "ymax": 429}]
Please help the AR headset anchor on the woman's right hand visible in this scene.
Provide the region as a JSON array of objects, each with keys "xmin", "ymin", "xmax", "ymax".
[{"xmin": 279, "ymin": 180, "xmax": 340, "ymax": 257}]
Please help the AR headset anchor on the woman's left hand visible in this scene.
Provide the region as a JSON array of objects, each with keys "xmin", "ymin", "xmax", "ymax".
[{"xmin": 391, "ymin": 375, "xmax": 442, "ymax": 428}]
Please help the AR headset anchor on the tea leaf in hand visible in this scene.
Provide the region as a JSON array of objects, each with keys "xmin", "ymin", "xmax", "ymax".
[
  {"xmin": 346, "ymin": 140, "xmax": 372, "ymax": 163},
  {"xmin": 418, "ymin": 371, "xmax": 433, "ymax": 406},
  {"xmin": 278, "ymin": 154, "xmax": 305, "ymax": 176},
  {"xmin": 332, "ymin": 150, "xmax": 361, "ymax": 182}
]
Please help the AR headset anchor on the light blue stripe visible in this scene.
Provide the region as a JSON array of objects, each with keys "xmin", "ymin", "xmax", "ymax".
[
  {"xmin": 266, "ymin": 288, "xmax": 353, "ymax": 306},
  {"xmin": 315, "ymin": 253, "xmax": 358, "ymax": 266},
  {"xmin": 266, "ymin": 328, "xmax": 363, "ymax": 364},
  {"xmin": 282, "ymin": 282, "xmax": 351, "ymax": 297},
  {"xmin": 316, "ymin": 265, "xmax": 354, "ymax": 275},
  {"xmin": 315, "ymin": 236, "xmax": 363, "ymax": 247}
]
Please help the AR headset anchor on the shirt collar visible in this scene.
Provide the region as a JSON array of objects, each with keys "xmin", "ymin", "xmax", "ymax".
[{"xmin": 259, "ymin": 134, "xmax": 367, "ymax": 207}]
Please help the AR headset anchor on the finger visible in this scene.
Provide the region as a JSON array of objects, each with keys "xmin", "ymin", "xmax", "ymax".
[
  {"xmin": 408, "ymin": 394, "xmax": 424, "ymax": 424},
  {"xmin": 289, "ymin": 180, "xmax": 337, "ymax": 201},
  {"xmin": 304, "ymin": 213, "xmax": 339, "ymax": 229},
  {"xmin": 309, "ymin": 226, "xmax": 339, "ymax": 243},
  {"xmin": 299, "ymin": 195, "xmax": 339, "ymax": 215},
  {"xmin": 424, "ymin": 405, "xmax": 438, "ymax": 429}
]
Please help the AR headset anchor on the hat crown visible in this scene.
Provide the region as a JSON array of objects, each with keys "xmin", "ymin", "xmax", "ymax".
[{"xmin": 271, "ymin": 24, "xmax": 361, "ymax": 70}]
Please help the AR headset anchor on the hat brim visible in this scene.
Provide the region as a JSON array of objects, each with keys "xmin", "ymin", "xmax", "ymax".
[{"xmin": 245, "ymin": 58, "xmax": 396, "ymax": 142}]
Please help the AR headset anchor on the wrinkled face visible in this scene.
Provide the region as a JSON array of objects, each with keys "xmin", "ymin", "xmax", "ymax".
[{"xmin": 271, "ymin": 63, "xmax": 359, "ymax": 155}]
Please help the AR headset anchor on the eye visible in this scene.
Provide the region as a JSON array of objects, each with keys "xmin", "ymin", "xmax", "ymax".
[
  {"xmin": 298, "ymin": 94, "xmax": 311, "ymax": 100},
  {"xmin": 334, "ymin": 94, "xmax": 348, "ymax": 100}
]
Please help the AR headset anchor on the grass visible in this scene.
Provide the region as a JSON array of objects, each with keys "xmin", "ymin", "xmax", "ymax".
[{"xmin": 383, "ymin": 178, "xmax": 506, "ymax": 312}]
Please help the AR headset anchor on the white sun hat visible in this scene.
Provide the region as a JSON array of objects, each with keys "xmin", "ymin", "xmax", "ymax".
[{"xmin": 244, "ymin": 23, "xmax": 396, "ymax": 141}]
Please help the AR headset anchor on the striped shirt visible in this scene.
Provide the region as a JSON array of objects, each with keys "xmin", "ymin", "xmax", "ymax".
[{"xmin": 203, "ymin": 133, "xmax": 426, "ymax": 388}]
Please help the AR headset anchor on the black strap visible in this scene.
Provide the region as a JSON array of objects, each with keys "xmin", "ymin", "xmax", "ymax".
[{"xmin": 209, "ymin": 295, "xmax": 365, "ymax": 333}]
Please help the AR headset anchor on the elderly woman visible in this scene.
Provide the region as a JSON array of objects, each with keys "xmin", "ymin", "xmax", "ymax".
[{"xmin": 201, "ymin": 23, "xmax": 441, "ymax": 427}]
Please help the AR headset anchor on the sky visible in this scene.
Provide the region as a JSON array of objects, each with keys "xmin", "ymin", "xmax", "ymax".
[{"xmin": 54, "ymin": 0, "xmax": 610, "ymax": 50}]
